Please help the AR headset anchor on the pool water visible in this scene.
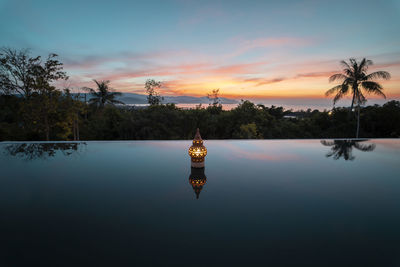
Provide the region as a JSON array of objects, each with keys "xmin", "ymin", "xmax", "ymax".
[{"xmin": 0, "ymin": 140, "xmax": 399, "ymax": 266}]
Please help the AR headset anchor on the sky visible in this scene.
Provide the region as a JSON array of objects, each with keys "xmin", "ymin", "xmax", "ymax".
[{"xmin": 0, "ymin": 0, "xmax": 399, "ymax": 107}]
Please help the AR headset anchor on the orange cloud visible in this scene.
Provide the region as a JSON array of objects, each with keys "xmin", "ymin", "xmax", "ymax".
[{"xmin": 93, "ymin": 60, "xmax": 270, "ymax": 83}]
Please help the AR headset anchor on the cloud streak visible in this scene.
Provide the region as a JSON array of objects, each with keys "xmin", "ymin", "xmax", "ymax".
[{"xmin": 228, "ymin": 37, "xmax": 313, "ymax": 58}]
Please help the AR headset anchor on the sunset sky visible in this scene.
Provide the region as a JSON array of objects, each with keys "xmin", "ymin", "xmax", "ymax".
[{"xmin": 1, "ymin": 0, "xmax": 399, "ymax": 106}]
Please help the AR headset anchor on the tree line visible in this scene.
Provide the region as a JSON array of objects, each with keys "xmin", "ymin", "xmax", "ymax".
[{"xmin": 1, "ymin": 48, "xmax": 398, "ymax": 141}]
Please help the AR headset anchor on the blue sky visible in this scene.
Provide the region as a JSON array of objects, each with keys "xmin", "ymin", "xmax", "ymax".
[{"xmin": 0, "ymin": 0, "xmax": 399, "ymax": 104}]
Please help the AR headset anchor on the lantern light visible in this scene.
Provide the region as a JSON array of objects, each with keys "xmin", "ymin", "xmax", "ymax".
[{"xmin": 188, "ymin": 128, "xmax": 207, "ymax": 168}]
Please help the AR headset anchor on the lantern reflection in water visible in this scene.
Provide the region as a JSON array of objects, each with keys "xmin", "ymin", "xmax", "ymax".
[{"xmin": 189, "ymin": 167, "xmax": 207, "ymax": 199}]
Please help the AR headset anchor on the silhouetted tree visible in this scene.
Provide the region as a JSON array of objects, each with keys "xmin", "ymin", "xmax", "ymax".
[
  {"xmin": 326, "ymin": 58, "xmax": 390, "ymax": 137},
  {"xmin": 0, "ymin": 48, "xmax": 70, "ymax": 140},
  {"xmin": 207, "ymin": 89, "xmax": 221, "ymax": 107},
  {"xmin": 145, "ymin": 79, "xmax": 163, "ymax": 105},
  {"xmin": 84, "ymin": 80, "xmax": 123, "ymax": 108},
  {"xmin": 0, "ymin": 47, "xmax": 67, "ymax": 97}
]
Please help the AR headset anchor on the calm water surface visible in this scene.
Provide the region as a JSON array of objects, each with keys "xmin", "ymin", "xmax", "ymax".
[{"xmin": 0, "ymin": 140, "xmax": 399, "ymax": 266}]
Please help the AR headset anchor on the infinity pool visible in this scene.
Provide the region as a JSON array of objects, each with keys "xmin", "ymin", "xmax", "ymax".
[{"xmin": 0, "ymin": 140, "xmax": 399, "ymax": 266}]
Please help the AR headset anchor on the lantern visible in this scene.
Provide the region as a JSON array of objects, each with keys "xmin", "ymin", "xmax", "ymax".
[
  {"xmin": 188, "ymin": 128, "xmax": 207, "ymax": 168},
  {"xmin": 189, "ymin": 167, "xmax": 207, "ymax": 199}
]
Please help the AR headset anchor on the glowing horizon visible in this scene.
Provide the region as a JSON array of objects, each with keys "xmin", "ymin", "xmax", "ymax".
[{"xmin": 1, "ymin": 0, "xmax": 399, "ymax": 104}]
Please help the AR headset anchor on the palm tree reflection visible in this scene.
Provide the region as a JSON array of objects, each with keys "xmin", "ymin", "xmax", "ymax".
[
  {"xmin": 4, "ymin": 142, "xmax": 87, "ymax": 160},
  {"xmin": 189, "ymin": 167, "xmax": 207, "ymax": 199},
  {"xmin": 321, "ymin": 139, "xmax": 375, "ymax": 161}
]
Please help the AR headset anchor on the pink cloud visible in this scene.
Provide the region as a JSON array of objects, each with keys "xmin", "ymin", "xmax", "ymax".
[
  {"xmin": 295, "ymin": 71, "xmax": 337, "ymax": 78},
  {"xmin": 243, "ymin": 77, "xmax": 286, "ymax": 86},
  {"xmin": 226, "ymin": 37, "xmax": 313, "ymax": 59}
]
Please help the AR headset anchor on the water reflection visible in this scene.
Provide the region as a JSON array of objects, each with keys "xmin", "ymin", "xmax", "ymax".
[
  {"xmin": 321, "ymin": 139, "xmax": 375, "ymax": 161},
  {"xmin": 189, "ymin": 167, "xmax": 207, "ymax": 199},
  {"xmin": 0, "ymin": 140, "xmax": 399, "ymax": 266},
  {"xmin": 3, "ymin": 142, "xmax": 87, "ymax": 160}
]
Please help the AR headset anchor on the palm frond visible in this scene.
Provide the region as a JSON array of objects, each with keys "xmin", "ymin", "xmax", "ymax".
[
  {"xmin": 82, "ymin": 87, "xmax": 96, "ymax": 94},
  {"xmin": 325, "ymin": 85, "xmax": 343, "ymax": 96},
  {"xmin": 358, "ymin": 58, "xmax": 373, "ymax": 73},
  {"xmin": 365, "ymin": 59, "xmax": 373, "ymax": 68},
  {"xmin": 326, "ymin": 150, "xmax": 336, "ymax": 158},
  {"xmin": 361, "ymin": 80, "xmax": 382, "ymax": 90},
  {"xmin": 333, "ymin": 91, "xmax": 345, "ymax": 104},
  {"xmin": 344, "ymin": 77, "xmax": 354, "ymax": 84},
  {"xmin": 365, "ymin": 71, "xmax": 391, "ymax": 80},
  {"xmin": 93, "ymin": 79, "xmax": 101, "ymax": 88},
  {"xmin": 361, "ymin": 81, "xmax": 386, "ymax": 98},
  {"xmin": 343, "ymin": 68, "xmax": 354, "ymax": 77},
  {"xmin": 340, "ymin": 60, "xmax": 351, "ymax": 70},
  {"xmin": 359, "ymin": 58, "xmax": 366, "ymax": 71},
  {"xmin": 320, "ymin": 140, "xmax": 334, "ymax": 146},
  {"xmin": 353, "ymin": 142, "xmax": 375, "ymax": 152},
  {"xmin": 349, "ymin": 58, "xmax": 358, "ymax": 72},
  {"xmin": 329, "ymin": 73, "xmax": 347, "ymax": 83}
]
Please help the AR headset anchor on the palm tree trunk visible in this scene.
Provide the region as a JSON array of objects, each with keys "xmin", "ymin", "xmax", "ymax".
[
  {"xmin": 348, "ymin": 86, "xmax": 356, "ymax": 120},
  {"xmin": 356, "ymin": 104, "xmax": 360, "ymax": 138},
  {"xmin": 350, "ymin": 92, "xmax": 355, "ymax": 111}
]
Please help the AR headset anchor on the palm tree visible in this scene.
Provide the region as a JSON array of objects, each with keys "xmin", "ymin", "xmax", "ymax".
[
  {"xmin": 84, "ymin": 80, "xmax": 124, "ymax": 108},
  {"xmin": 321, "ymin": 139, "xmax": 375, "ymax": 161},
  {"xmin": 326, "ymin": 58, "xmax": 390, "ymax": 137}
]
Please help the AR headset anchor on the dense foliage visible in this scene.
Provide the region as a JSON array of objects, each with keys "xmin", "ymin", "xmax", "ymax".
[{"xmin": 1, "ymin": 95, "xmax": 399, "ymax": 141}]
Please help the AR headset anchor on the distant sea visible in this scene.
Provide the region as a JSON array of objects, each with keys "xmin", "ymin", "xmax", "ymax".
[
  {"xmin": 125, "ymin": 103, "xmax": 334, "ymax": 111},
  {"xmin": 125, "ymin": 98, "xmax": 396, "ymax": 111},
  {"xmin": 75, "ymin": 92, "xmax": 397, "ymax": 111}
]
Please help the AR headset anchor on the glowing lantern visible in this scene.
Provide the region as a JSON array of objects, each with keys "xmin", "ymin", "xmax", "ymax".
[
  {"xmin": 189, "ymin": 167, "xmax": 207, "ymax": 199},
  {"xmin": 188, "ymin": 128, "xmax": 207, "ymax": 168}
]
